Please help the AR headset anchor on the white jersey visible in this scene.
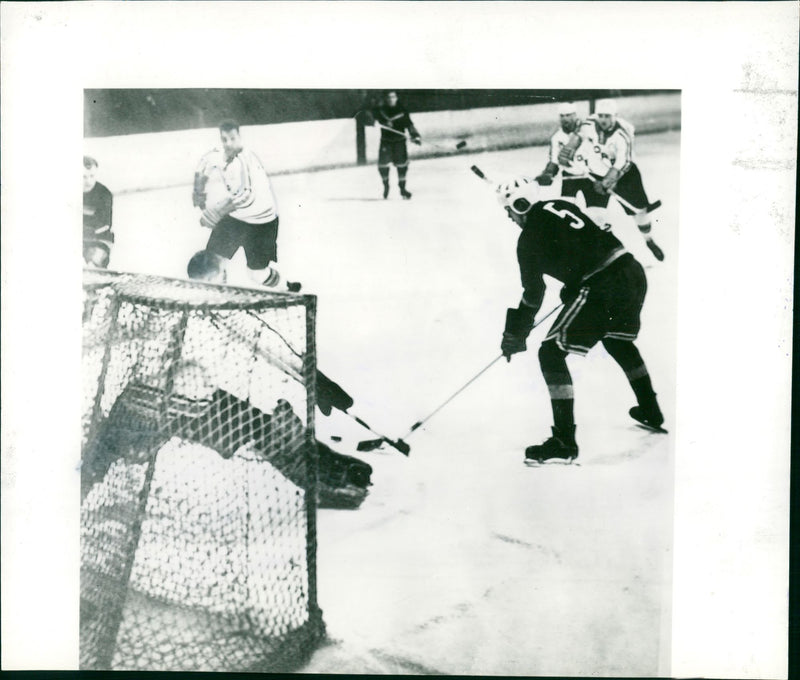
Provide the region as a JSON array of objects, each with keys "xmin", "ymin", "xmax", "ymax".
[
  {"xmin": 575, "ymin": 115, "xmax": 636, "ymax": 177},
  {"xmin": 196, "ymin": 147, "xmax": 278, "ymax": 224},
  {"xmin": 549, "ymin": 127, "xmax": 589, "ymax": 177}
]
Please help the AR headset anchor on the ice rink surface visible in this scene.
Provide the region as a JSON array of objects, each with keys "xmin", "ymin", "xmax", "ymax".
[{"xmin": 109, "ymin": 130, "xmax": 679, "ymax": 676}]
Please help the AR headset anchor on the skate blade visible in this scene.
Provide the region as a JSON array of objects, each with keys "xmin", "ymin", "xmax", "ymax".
[
  {"xmin": 524, "ymin": 457, "xmax": 579, "ymax": 467},
  {"xmin": 634, "ymin": 423, "xmax": 669, "ymax": 434}
]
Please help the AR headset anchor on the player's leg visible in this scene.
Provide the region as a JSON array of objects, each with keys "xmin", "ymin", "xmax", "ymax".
[
  {"xmin": 83, "ymin": 240, "xmax": 111, "ymax": 269},
  {"xmin": 575, "ymin": 177, "xmax": 612, "ymax": 231},
  {"xmin": 600, "ymin": 256, "xmax": 664, "ymax": 428},
  {"xmin": 526, "ymin": 288, "xmax": 604, "ymax": 463},
  {"xmin": 378, "ymin": 142, "xmax": 392, "ymax": 198},
  {"xmin": 394, "ymin": 143, "xmax": 412, "ymax": 199},
  {"xmin": 614, "ymin": 164, "xmax": 664, "ymax": 261},
  {"xmin": 242, "ymin": 218, "xmax": 301, "ymax": 292},
  {"xmin": 204, "ymin": 215, "xmax": 241, "ymax": 276}
]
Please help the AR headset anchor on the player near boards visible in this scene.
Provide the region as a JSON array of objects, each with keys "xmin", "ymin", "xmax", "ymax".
[
  {"xmin": 191, "ymin": 120, "xmax": 299, "ymax": 291},
  {"xmin": 497, "ymin": 176, "xmax": 665, "ymax": 464},
  {"xmin": 365, "ymin": 90, "xmax": 421, "ymax": 199},
  {"xmin": 83, "ymin": 156, "xmax": 114, "ymax": 268},
  {"xmin": 547, "ymin": 99, "xmax": 665, "ymax": 262}
]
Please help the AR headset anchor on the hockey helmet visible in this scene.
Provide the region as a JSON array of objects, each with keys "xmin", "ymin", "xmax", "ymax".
[
  {"xmin": 497, "ymin": 176, "xmax": 540, "ymax": 216},
  {"xmin": 594, "ymin": 99, "xmax": 618, "ymax": 117}
]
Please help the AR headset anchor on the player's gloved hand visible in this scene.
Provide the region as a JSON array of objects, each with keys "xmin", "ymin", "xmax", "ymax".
[
  {"xmin": 411, "ymin": 136, "xmax": 422, "ymax": 146},
  {"xmin": 501, "ymin": 306, "xmax": 536, "ymax": 362},
  {"xmin": 501, "ymin": 332, "xmax": 527, "ymax": 361},
  {"xmin": 535, "ymin": 173, "xmax": 555, "ymax": 186},
  {"xmin": 557, "ymin": 146, "xmax": 576, "ymax": 166},
  {"xmin": 595, "ymin": 167, "xmax": 622, "ymax": 194},
  {"xmin": 316, "ymin": 370, "xmax": 355, "ymax": 417}
]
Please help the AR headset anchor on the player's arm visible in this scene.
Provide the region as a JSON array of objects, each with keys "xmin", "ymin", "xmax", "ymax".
[
  {"xmin": 501, "ymin": 240, "xmax": 545, "ymax": 361},
  {"xmin": 405, "ymin": 112, "xmax": 421, "ymax": 145},
  {"xmin": 556, "ymin": 125, "xmax": 585, "ymax": 166},
  {"xmin": 536, "ymin": 134, "xmax": 561, "ymax": 186},
  {"xmin": 594, "ymin": 129, "xmax": 632, "ymax": 194},
  {"xmin": 192, "ymin": 152, "xmax": 213, "ymax": 208},
  {"xmin": 227, "ymin": 153, "xmax": 257, "ymax": 211}
]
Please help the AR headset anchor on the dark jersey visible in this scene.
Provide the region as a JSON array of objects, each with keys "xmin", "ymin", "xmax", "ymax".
[
  {"xmin": 517, "ymin": 199, "xmax": 626, "ymax": 310},
  {"xmin": 372, "ymin": 104, "xmax": 419, "ymax": 144},
  {"xmin": 83, "ymin": 181, "xmax": 114, "ymax": 240}
]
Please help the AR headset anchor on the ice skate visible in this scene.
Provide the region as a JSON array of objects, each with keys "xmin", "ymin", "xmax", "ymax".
[
  {"xmin": 629, "ymin": 402, "xmax": 667, "ymax": 433},
  {"xmin": 400, "ymin": 187, "xmax": 412, "ymax": 200},
  {"xmin": 524, "ymin": 427, "xmax": 578, "ymax": 464},
  {"xmin": 645, "ymin": 238, "xmax": 664, "ymax": 262}
]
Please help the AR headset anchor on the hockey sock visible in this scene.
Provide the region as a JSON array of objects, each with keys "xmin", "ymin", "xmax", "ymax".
[
  {"xmin": 602, "ymin": 338, "xmax": 657, "ymax": 406},
  {"xmin": 397, "ymin": 165, "xmax": 408, "ymax": 189},
  {"xmin": 634, "ymin": 213, "xmax": 654, "ymax": 239},
  {"xmin": 538, "ymin": 341, "xmax": 575, "ymax": 437},
  {"xmin": 249, "ymin": 265, "xmax": 281, "ymax": 288},
  {"xmin": 379, "ymin": 166, "xmax": 390, "ymax": 185}
]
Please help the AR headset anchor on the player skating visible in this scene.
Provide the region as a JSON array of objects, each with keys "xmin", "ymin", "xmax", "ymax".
[
  {"xmin": 83, "ymin": 156, "xmax": 115, "ymax": 268},
  {"xmin": 535, "ymin": 102, "xmax": 614, "ymax": 230},
  {"xmin": 191, "ymin": 120, "xmax": 300, "ymax": 291},
  {"xmin": 556, "ymin": 99, "xmax": 665, "ymax": 261},
  {"xmin": 364, "ymin": 91, "xmax": 421, "ymax": 199},
  {"xmin": 496, "ymin": 176, "xmax": 665, "ymax": 464}
]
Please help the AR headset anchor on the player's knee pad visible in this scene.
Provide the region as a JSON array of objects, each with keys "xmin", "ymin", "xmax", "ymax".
[{"xmin": 538, "ymin": 340, "xmax": 568, "ymax": 373}]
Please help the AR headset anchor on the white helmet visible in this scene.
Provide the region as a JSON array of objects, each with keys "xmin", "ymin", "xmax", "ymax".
[
  {"xmin": 557, "ymin": 102, "xmax": 577, "ymax": 116},
  {"xmin": 496, "ymin": 176, "xmax": 540, "ymax": 215},
  {"xmin": 595, "ymin": 99, "xmax": 618, "ymax": 116}
]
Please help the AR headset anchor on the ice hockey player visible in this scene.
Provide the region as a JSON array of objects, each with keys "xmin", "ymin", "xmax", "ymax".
[
  {"xmin": 557, "ymin": 99, "xmax": 665, "ymax": 261},
  {"xmin": 535, "ymin": 102, "xmax": 613, "ymax": 230},
  {"xmin": 365, "ymin": 91, "xmax": 421, "ymax": 199},
  {"xmin": 83, "ymin": 156, "xmax": 114, "ymax": 268},
  {"xmin": 191, "ymin": 120, "xmax": 300, "ymax": 291},
  {"xmin": 496, "ymin": 176, "xmax": 665, "ymax": 464}
]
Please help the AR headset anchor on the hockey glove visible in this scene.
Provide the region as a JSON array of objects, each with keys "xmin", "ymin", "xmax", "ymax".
[
  {"xmin": 535, "ymin": 173, "xmax": 555, "ymax": 186},
  {"xmin": 411, "ymin": 135, "xmax": 422, "ymax": 146},
  {"xmin": 557, "ymin": 146, "xmax": 575, "ymax": 165},
  {"xmin": 501, "ymin": 305, "xmax": 536, "ymax": 361},
  {"xmin": 199, "ymin": 197, "xmax": 234, "ymax": 229},
  {"xmin": 559, "ymin": 285, "xmax": 579, "ymax": 304},
  {"xmin": 594, "ymin": 167, "xmax": 622, "ymax": 194},
  {"xmin": 316, "ymin": 370, "xmax": 355, "ymax": 417}
]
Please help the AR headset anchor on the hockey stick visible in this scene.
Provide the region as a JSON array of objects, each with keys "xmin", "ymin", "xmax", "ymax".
[
  {"xmin": 374, "ymin": 121, "xmax": 468, "ymax": 152},
  {"xmin": 352, "ymin": 414, "xmax": 411, "ymax": 456},
  {"xmin": 470, "ymin": 164, "xmax": 495, "ymax": 184},
  {"xmin": 356, "ymin": 302, "xmax": 564, "ymax": 450},
  {"xmin": 609, "ymin": 190, "xmax": 662, "ymax": 214}
]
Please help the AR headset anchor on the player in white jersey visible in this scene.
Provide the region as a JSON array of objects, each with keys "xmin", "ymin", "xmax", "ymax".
[
  {"xmin": 557, "ymin": 100, "xmax": 664, "ymax": 261},
  {"xmin": 191, "ymin": 120, "xmax": 300, "ymax": 290},
  {"xmin": 535, "ymin": 102, "xmax": 613, "ymax": 228}
]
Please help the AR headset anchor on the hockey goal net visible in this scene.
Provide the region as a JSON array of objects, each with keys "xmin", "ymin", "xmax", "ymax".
[{"xmin": 80, "ymin": 270, "xmax": 324, "ymax": 671}]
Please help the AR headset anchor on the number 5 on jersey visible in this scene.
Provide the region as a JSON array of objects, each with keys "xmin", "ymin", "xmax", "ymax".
[{"xmin": 543, "ymin": 201, "xmax": 585, "ymax": 229}]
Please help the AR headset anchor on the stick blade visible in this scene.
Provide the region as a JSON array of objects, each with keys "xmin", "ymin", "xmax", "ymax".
[{"xmin": 356, "ymin": 438, "xmax": 385, "ymax": 452}]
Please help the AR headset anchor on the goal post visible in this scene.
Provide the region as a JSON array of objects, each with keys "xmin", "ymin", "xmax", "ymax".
[{"xmin": 80, "ymin": 270, "xmax": 325, "ymax": 672}]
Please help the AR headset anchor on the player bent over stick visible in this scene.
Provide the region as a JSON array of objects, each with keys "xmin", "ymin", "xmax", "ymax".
[
  {"xmin": 497, "ymin": 176, "xmax": 665, "ymax": 464},
  {"xmin": 550, "ymin": 99, "xmax": 665, "ymax": 262},
  {"xmin": 191, "ymin": 120, "xmax": 300, "ymax": 291}
]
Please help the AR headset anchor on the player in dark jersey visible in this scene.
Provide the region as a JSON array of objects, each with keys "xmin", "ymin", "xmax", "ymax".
[
  {"xmin": 497, "ymin": 176, "xmax": 664, "ymax": 464},
  {"xmin": 366, "ymin": 91, "xmax": 421, "ymax": 199},
  {"xmin": 83, "ymin": 156, "xmax": 114, "ymax": 268}
]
